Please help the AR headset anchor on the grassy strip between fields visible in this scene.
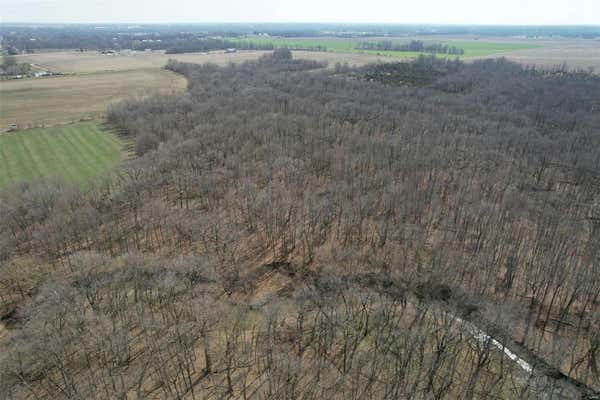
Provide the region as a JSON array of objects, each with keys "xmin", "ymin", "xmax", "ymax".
[{"xmin": 0, "ymin": 122, "xmax": 127, "ymax": 188}]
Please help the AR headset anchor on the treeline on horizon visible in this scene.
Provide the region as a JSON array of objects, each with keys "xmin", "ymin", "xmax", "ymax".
[
  {"xmin": 0, "ymin": 29, "xmax": 463, "ymax": 55},
  {"xmin": 1, "ymin": 51, "xmax": 599, "ymax": 399},
  {"xmin": 2, "ymin": 23, "xmax": 600, "ymax": 54},
  {"xmin": 357, "ymin": 40, "xmax": 465, "ymax": 55},
  {"xmin": 167, "ymin": 39, "xmax": 466, "ymax": 55}
]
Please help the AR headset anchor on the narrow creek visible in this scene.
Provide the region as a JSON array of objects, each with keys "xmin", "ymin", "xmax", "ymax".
[
  {"xmin": 455, "ymin": 316, "xmax": 532, "ymax": 373},
  {"xmin": 452, "ymin": 313, "xmax": 599, "ymax": 399}
]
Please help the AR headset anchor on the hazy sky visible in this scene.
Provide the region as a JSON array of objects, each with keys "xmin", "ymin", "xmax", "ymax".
[{"xmin": 1, "ymin": 0, "xmax": 599, "ymax": 25}]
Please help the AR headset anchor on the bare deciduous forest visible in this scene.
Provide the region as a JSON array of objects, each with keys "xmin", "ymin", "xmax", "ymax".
[{"xmin": 1, "ymin": 49, "xmax": 599, "ymax": 399}]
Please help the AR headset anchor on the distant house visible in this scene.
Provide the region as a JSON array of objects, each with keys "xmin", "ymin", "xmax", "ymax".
[
  {"xmin": 225, "ymin": 48, "xmax": 237, "ymax": 53},
  {"xmin": 34, "ymin": 71, "xmax": 49, "ymax": 78}
]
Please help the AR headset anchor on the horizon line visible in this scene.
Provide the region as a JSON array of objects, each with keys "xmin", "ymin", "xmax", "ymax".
[{"xmin": 2, "ymin": 21, "xmax": 600, "ymax": 27}]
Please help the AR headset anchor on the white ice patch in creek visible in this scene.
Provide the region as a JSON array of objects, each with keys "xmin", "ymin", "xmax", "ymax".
[{"xmin": 455, "ymin": 316, "xmax": 533, "ymax": 374}]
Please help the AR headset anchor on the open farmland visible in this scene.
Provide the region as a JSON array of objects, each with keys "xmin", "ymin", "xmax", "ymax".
[
  {"xmin": 231, "ymin": 37, "xmax": 539, "ymax": 58},
  {"xmin": 0, "ymin": 122, "xmax": 126, "ymax": 188},
  {"xmin": 0, "ymin": 49, "xmax": 391, "ymax": 129},
  {"xmin": 499, "ymin": 38, "xmax": 600, "ymax": 71},
  {"xmin": 10, "ymin": 49, "xmax": 390, "ymax": 75},
  {"xmin": 0, "ymin": 68, "xmax": 186, "ymax": 129},
  {"xmin": 2, "ymin": 38, "xmax": 598, "ymax": 131},
  {"xmin": 11, "ymin": 50, "xmax": 272, "ymax": 74},
  {"xmin": 8, "ymin": 38, "xmax": 540, "ymax": 78}
]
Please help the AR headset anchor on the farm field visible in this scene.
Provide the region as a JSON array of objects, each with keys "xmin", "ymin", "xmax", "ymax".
[
  {"xmin": 499, "ymin": 39, "xmax": 600, "ymax": 71},
  {"xmin": 0, "ymin": 68, "xmax": 186, "ymax": 129},
  {"xmin": 12, "ymin": 49, "xmax": 272, "ymax": 74},
  {"xmin": 0, "ymin": 122, "xmax": 126, "ymax": 188},
  {"xmin": 1, "ymin": 50, "xmax": 389, "ymax": 129},
  {"xmin": 232, "ymin": 37, "xmax": 539, "ymax": 58},
  {"xmin": 8, "ymin": 38, "xmax": 539, "ymax": 78},
  {"xmin": 10, "ymin": 49, "xmax": 390, "ymax": 75}
]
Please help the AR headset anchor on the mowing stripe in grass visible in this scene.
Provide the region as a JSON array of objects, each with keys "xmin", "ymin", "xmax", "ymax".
[
  {"xmin": 33, "ymin": 128, "xmax": 79, "ymax": 182},
  {"xmin": 55, "ymin": 126, "xmax": 101, "ymax": 180},
  {"xmin": 0, "ymin": 122, "xmax": 126, "ymax": 188},
  {"xmin": 66, "ymin": 127, "xmax": 118, "ymax": 179},
  {"xmin": 75, "ymin": 125, "xmax": 122, "ymax": 164},
  {"xmin": 61, "ymin": 124, "xmax": 120, "ymax": 182},
  {"xmin": 8, "ymin": 135, "xmax": 38, "ymax": 180},
  {"xmin": 0, "ymin": 142, "xmax": 16, "ymax": 187},
  {"xmin": 34, "ymin": 128, "xmax": 74, "ymax": 180}
]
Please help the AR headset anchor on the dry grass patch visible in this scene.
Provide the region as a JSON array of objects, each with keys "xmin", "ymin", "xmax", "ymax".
[{"xmin": 0, "ymin": 69, "xmax": 186, "ymax": 128}]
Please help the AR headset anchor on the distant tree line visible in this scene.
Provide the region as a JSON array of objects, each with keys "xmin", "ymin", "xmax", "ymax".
[
  {"xmin": 357, "ymin": 40, "xmax": 465, "ymax": 55},
  {"xmin": 164, "ymin": 38, "xmax": 266, "ymax": 53},
  {"xmin": 0, "ymin": 56, "xmax": 31, "ymax": 77},
  {"xmin": 12, "ymin": 24, "xmax": 600, "ymax": 56},
  {"xmin": 3, "ymin": 24, "xmax": 599, "ymax": 52},
  {"xmin": 1, "ymin": 28, "xmax": 332, "ymax": 55},
  {"xmin": 165, "ymin": 39, "xmax": 331, "ymax": 54}
]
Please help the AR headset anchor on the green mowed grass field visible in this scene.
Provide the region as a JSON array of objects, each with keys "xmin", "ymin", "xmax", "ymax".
[{"xmin": 0, "ymin": 122, "xmax": 126, "ymax": 188}]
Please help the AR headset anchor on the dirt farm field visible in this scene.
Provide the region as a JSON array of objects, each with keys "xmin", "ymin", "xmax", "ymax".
[
  {"xmin": 499, "ymin": 39, "xmax": 600, "ymax": 71},
  {"xmin": 0, "ymin": 69, "xmax": 186, "ymax": 129},
  {"xmin": 12, "ymin": 50, "xmax": 271, "ymax": 74},
  {"xmin": 11, "ymin": 49, "xmax": 392, "ymax": 74}
]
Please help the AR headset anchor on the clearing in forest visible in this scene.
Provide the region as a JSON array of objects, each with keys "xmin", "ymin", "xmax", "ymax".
[{"xmin": 0, "ymin": 122, "xmax": 127, "ymax": 188}]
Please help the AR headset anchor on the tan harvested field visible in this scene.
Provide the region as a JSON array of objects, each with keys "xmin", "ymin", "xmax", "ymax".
[
  {"xmin": 500, "ymin": 39, "xmax": 600, "ymax": 71},
  {"xmin": 11, "ymin": 50, "xmax": 270, "ymax": 74},
  {"xmin": 296, "ymin": 38, "xmax": 600, "ymax": 71},
  {"xmin": 12, "ymin": 49, "xmax": 389, "ymax": 74},
  {"xmin": 0, "ymin": 69, "xmax": 186, "ymax": 129},
  {"xmin": 405, "ymin": 36, "xmax": 600, "ymax": 71}
]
